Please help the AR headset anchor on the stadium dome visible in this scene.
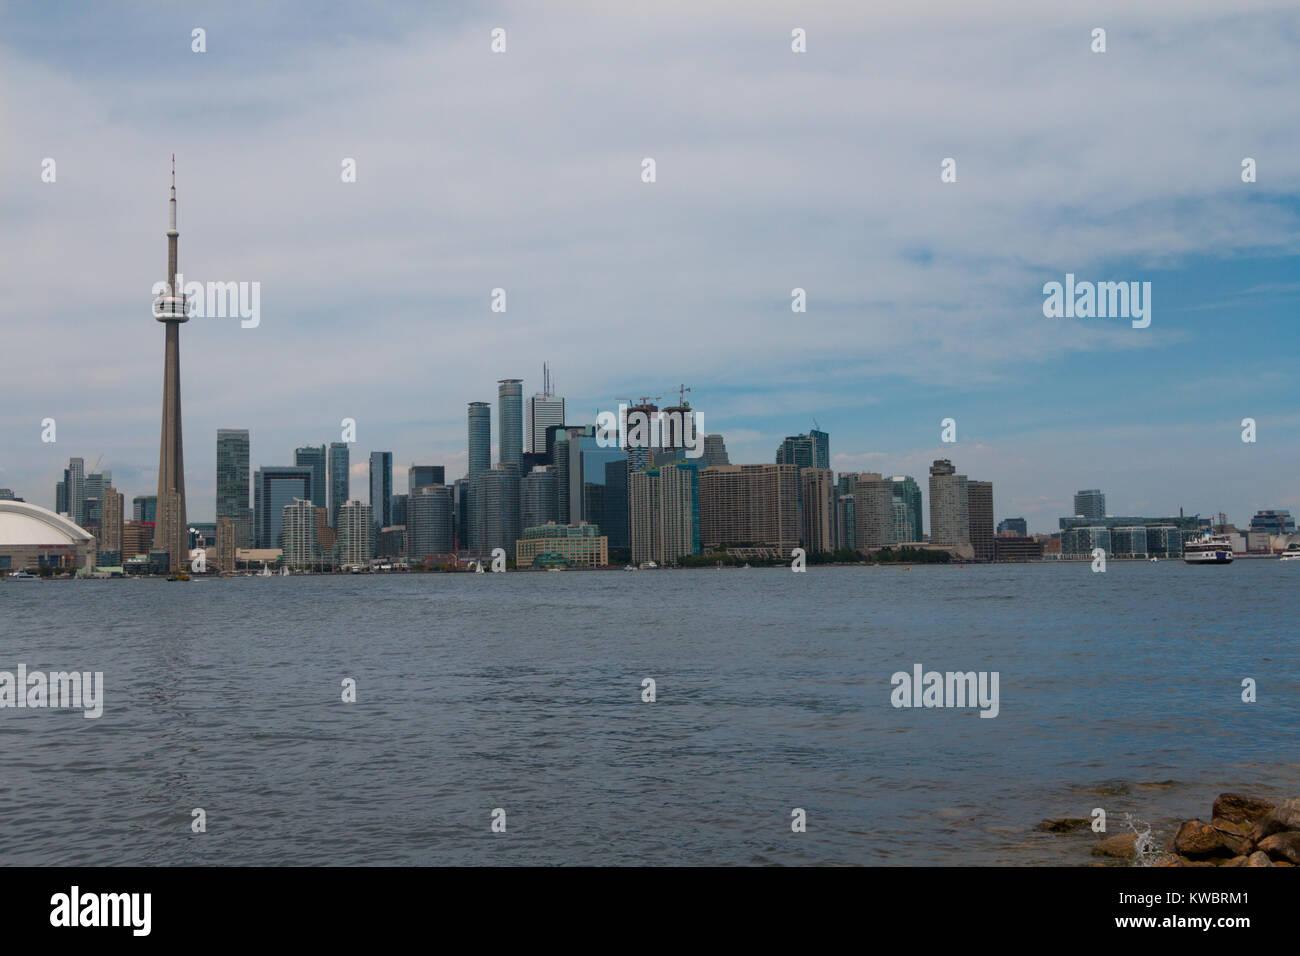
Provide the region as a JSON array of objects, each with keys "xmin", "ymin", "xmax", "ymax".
[{"xmin": 0, "ymin": 499, "xmax": 94, "ymax": 573}]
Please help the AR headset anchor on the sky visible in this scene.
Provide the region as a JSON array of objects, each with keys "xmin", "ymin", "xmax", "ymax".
[{"xmin": 1, "ymin": 0, "xmax": 1297, "ymax": 533}]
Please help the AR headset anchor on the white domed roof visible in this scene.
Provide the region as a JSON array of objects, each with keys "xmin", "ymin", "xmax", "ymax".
[{"xmin": 0, "ymin": 500, "xmax": 93, "ymax": 546}]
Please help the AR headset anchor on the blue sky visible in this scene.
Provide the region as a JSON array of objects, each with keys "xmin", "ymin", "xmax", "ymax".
[{"xmin": 1, "ymin": 0, "xmax": 1297, "ymax": 532}]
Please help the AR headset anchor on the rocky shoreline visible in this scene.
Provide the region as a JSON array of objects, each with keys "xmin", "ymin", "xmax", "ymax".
[{"xmin": 1038, "ymin": 793, "xmax": 1300, "ymax": 867}]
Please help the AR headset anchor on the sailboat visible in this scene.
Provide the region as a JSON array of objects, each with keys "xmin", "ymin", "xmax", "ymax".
[
  {"xmin": 259, "ymin": 563, "xmax": 272, "ymax": 577},
  {"xmin": 280, "ymin": 566, "xmax": 289, "ymax": 576}
]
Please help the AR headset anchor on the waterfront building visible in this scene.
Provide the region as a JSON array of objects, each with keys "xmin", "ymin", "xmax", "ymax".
[
  {"xmin": 253, "ymin": 466, "xmax": 312, "ymax": 549},
  {"xmin": 368, "ymin": 451, "xmax": 393, "ymax": 535},
  {"xmin": 929, "ymin": 459, "xmax": 970, "ymax": 548},
  {"xmin": 498, "ymin": 379, "xmax": 523, "ymax": 470},
  {"xmin": 217, "ymin": 429, "xmax": 253, "ymax": 547},
  {"xmin": 0, "ymin": 500, "xmax": 94, "ymax": 572},
  {"xmin": 328, "ymin": 442, "xmax": 350, "ymax": 529},
  {"xmin": 337, "ymin": 500, "xmax": 373, "ymax": 568},
  {"xmin": 697, "ymin": 463, "xmax": 799, "ymax": 554},
  {"xmin": 800, "ymin": 468, "xmax": 834, "ymax": 553},
  {"xmin": 968, "ymin": 480, "xmax": 994, "ymax": 561},
  {"xmin": 295, "ymin": 444, "xmax": 327, "ymax": 511},
  {"xmin": 407, "ymin": 484, "xmax": 455, "ymax": 560},
  {"xmin": 891, "ymin": 476, "xmax": 924, "ymax": 543},
  {"xmin": 853, "ymin": 474, "xmax": 895, "ymax": 549},
  {"xmin": 515, "ymin": 521, "xmax": 608, "ymax": 569}
]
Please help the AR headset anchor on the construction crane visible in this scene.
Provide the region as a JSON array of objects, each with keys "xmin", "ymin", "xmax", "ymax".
[{"xmin": 669, "ymin": 384, "xmax": 692, "ymax": 407}]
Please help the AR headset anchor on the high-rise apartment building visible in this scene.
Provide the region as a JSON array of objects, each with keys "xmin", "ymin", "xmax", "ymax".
[
  {"xmin": 281, "ymin": 498, "xmax": 320, "ymax": 569},
  {"xmin": 474, "ymin": 464, "xmax": 520, "ymax": 560},
  {"xmin": 1073, "ymin": 489, "xmax": 1106, "ymax": 520},
  {"xmin": 217, "ymin": 429, "xmax": 252, "ymax": 547},
  {"xmin": 800, "ymin": 467, "xmax": 834, "ymax": 553},
  {"xmin": 337, "ymin": 500, "xmax": 373, "ymax": 568},
  {"xmin": 697, "ymin": 464, "xmax": 800, "ymax": 554},
  {"xmin": 521, "ymin": 466, "xmax": 559, "ymax": 532},
  {"xmin": 328, "ymin": 442, "xmax": 350, "ymax": 529},
  {"xmin": 295, "ymin": 444, "xmax": 327, "ymax": 510},
  {"xmin": 99, "ymin": 488, "xmax": 124, "ymax": 562},
  {"xmin": 498, "ymin": 379, "xmax": 523, "ymax": 470},
  {"xmin": 891, "ymin": 476, "xmax": 923, "ymax": 542},
  {"xmin": 967, "ymin": 480, "xmax": 994, "ymax": 561},
  {"xmin": 215, "ymin": 516, "xmax": 236, "ymax": 572},
  {"xmin": 853, "ymin": 474, "xmax": 895, "ymax": 550},
  {"xmin": 369, "ymin": 451, "xmax": 393, "ymax": 533},
  {"xmin": 929, "ymin": 459, "xmax": 970, "ymax": 548},
  {"xmin": 629, "ymin": 461, "xmax": 700, "ymax": 564},
  {"xmin": 407, "ymin": 484, "xmax": 455, "ymax": 560},
  {"xmin": 467, "ymin": 401, "xmax": 491, "ymax": 551}
]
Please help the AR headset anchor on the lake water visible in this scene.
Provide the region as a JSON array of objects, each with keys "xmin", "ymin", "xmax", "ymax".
[{"xmin": 1, "ymin": 561, "xmax": 1296, "ymax": 865}]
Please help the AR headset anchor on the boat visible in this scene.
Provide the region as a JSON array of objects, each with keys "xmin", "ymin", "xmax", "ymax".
[
  {"xmin": 280, "ymin": 566, "xmax": 289, "ymax": 576},
  {"xmin": 638, "ymin": 561, "xmax": 657, "ymax": 570},
  {"xmin": 623, "ymin": 564, "xmax": 638, "ymax": 572},
  {"xmin": 1183, "ymin": 533, "xmax": 1234, "ymax": 565},
  {"xmin": 167, "ymin": 570, "xmax": 191, "ymax": 582},
  {"xmin": 259, "ymin": 564, "xmax": 273, "ymax": 577},
  {"xmin": 1279, "ymin": 544, "xmax": 1300, "ymax": 562},
  {"xmin": 7, "ymin": 570, "xmax": 37, "ymax": 580}
]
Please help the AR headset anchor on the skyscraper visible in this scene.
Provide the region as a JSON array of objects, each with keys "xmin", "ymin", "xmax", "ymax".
[
  {"xmin": 407, "ymin": 484, "xmax": 455, "ymax": 560},
  {"xmin": 775, "ymin": 429, "xmax": 829, "ymax": 471},
  {"xmin": 968, "ymin": 480, "xmax": 994, "ymax": 561},
  {"xmin": 152, "ymin": 157, "xmax": 189, "ymax": 571},
  {"xmin": 527, "ymin": 364, "xmax": 565, "ymax": 454},
  {"xmin": 701, "ymin": 434, "xmax": 730, "ymax": 467},
  {"xmin": 253, "ymin": 466, "xmax": 311, "ymax": 549},
  {"xmin": 409, "ymin": 465, "xmax": 445, "ymax": 491},
  {"xmin": 328, "ymin": 442, "xmax": 350, "ymax": 529},
  {"xmin": 853, "ymin": 474, "xmax": 894, "ymax": 550},
  {"xmin": 217, "ymin": 429, "xmax": 252, "ymax": 547},
  {"xmin": 133, "ymin": 495, "xmax": 157, "ymax": 524},
  {"xmin": 100, "ymin": 488, "xmax": 124, "ymax": 563},
  {"xmin": 929, "ymin": 459, "xmax": 970, "ymax": 549},
  {"xmin": 281, "ymin": 498, "xmax": 320, "ymax": 569},
  {"xmin": 295, "ymin": 444, "xmax": 327, "ymax": 510},
  {"xmin": 467, "ymin": 401, "xmax": 490, "ymax": 551},
  {"xmin": 475, "ymin": 464, "xmax": 520, "ymax": 560},
  {"xmin": 369, "ymin": 451, "xmax": 393, "ymax": 532},
  {"xmin": 337, "ymin": 500, "xmax": 373, "ymax": 568},
  {"xmin": 521, "ymin": 466, "xmax": 560, "ymax": 532},
  {"xmin": 696, "ymin": 464, "xmax": 800, "ymax": 554},
  {"xmin": 800, "ymin": 467, "xmax": 834, "ymax": 553},
  {"xmin": 64, "ymin": 457, "xmax": 85, "ymax": 526},
  {"xmin": 498, "ymin": 379, "xmax": 523, "ymax": 470},
  {"xmin": 1073, "ymin": 489, "xmax": 1106, "ymax": 519},
  {"xmin": 891, "ymin": 476, "xmax": 924, "ymax": 543}
]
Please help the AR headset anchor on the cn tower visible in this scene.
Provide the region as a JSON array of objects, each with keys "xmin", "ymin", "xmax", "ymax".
[{"xmin": 152, "ymin": 155, "xmax": 189, "ymax": 570}]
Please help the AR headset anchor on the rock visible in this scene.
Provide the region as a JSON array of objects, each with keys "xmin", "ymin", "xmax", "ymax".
[
  {"xmin": 1213, "ymin": 793, "xmax": 1276, "ymax": 825},
  {"xmin": 1092, "ymin": 832, "xmax": 1139, "ymax": 859},
  {"xmin": 1037, "ymin": 817, "xmax": 1091, "ymax": 833},
  {"xmin": 1257, "ymin": 831, "xmax": 1300, "ymax": 864},
  {"xmin": 1221, "ymin": 855, "xmax": 1249, "ymax": 867},
  {"xmin": 1252, "ymin": 798, "xmax": 1300, "ymax": 842},
  {"xmin": 1172, "ymin": 820, "xmax": 1232, "ymax": 858},
  {"xmin": 1245, "ymin": 851, "xmax": 1274, "ymax": 867},
  {"xmin": 1209, "ymin": 817, "xmax": 1254, "ymax": 856}
]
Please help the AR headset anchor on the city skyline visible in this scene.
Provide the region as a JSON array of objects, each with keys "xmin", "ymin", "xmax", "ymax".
[{"xmin": 2, "ymin": 2, "xmax": 1298, "ymax": 533}]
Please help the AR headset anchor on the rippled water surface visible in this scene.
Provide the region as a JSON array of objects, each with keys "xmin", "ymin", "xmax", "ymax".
[{"xmin": 1, "ymin": 562, "xmax": 1296, "ymax": 865}]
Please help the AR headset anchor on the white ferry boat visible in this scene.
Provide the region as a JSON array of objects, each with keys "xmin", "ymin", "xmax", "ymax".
[
  {"xmin": 1183, "ymin": 533, "xmax": 1234, "ymax": 565},
  {"xmin": 1279, "ymin": 544, "xmax": 1300, "ymax": 562}
]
